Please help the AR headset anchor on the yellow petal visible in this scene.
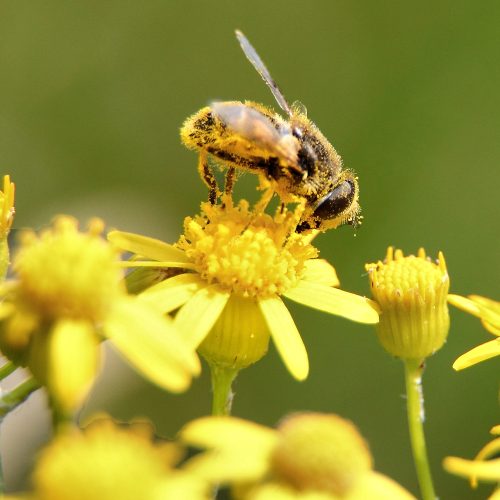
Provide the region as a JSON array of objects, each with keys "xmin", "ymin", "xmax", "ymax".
[
  {"xmin": 154, "ymin": 474, "xmax": 209, "ymax": 500},
  {"xmin": 453, "ymin": 339, "xmax": 500, "ymax": 370},
  {"xmin": 0, "ymin": 302, "xmax": 14, "ymax": 320},
  {"xmin": 469, "ymin": 295, "xmax": 500, "ymax": 312},
  {"xmin": 4, "ymin": 308, "xmax": 38, "ymax": 349},
  {"xmin": 174, "ymin": 285, "xmax": 230, "ymax": 348},
  {"xmin": 258, "ymin": 297, "xmax": 308, "ymax": 381},
  {"xmin": 140, "ymin": 273, "xmax": 204, "ymax": 313},
  {"xmin": 490, "ymin": 489, "xmax": 500, "ymax": 500},
  {"xmin": 181, "ymin": 416, "xmax": 276, "ymax": 450},
  {"xmin": 108, "ymin": 230, "xmax": 189, "ymax": 263},
  {"xmin": 284, "ymin": 281, "xmax": 379, "ymax": 324},
  {"xmin": 184, "ymin": 449, "xmax": 269, "ymax": 484},
  {"xmin": 181, "ymin": 416, "xmax": 276, "ymax": 483},
  {"xmin": 448, "ymin": 294, "xmax": 481, "ymax": 316},
  {"xmin": 448, "ymin": 294, "xmax": 500, "ymax": 335},
  {"xmin": 302, "ymin": 259, "xmax": 340, "ymax": 287},
  {"xmin": 476, "ymin": 438, "xmax": 500, "ymax": 462},
  {"xmin": 243, "ymin": 483, "xmax": 332, "ymax": 500},
  {"xmin": 48, "ymin": 320, "xmax": 99, "ymax": 413},
  {"xmin": 346, "ymin": 471, "xmax": 416, "ymax": 499},
  {"xmin": 443, "ymin": 456, "xmax": 500, "ymax": 482},
  {"xmin": 482, "ymin": 320, "xmax": 500, "ymax": 337},
  {"xmin": 120, "ymin": 260, "xmax": 195, "ymax": 270},
  {"xmin": 104, "ymin": 297, "xmax": 200, "ymax": 393}
]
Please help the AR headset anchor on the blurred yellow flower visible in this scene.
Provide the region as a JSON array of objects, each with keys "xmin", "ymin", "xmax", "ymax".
[
  {"xmin": 0, "ymin": 216, "xmax": 199, "ymax": 415},
  {"xmin": 448, "ymin": 294, "xmax": 500, "ymax": 370},
  {"xmin": 365, "ymin": 247, "xmax": 450, "ymax": 360},
  {"xmin": 180, "ymin": 412, "xmax": 415, "ymax": 499},
  {"xmin": 109, "ymin": 197, "xmax": 378, "ymax": 381},
  {"xmin": 0, "ymin": 175, "xmax": 15, "ymax": 238},
  {"xmin": 12, "ymin": 416, "xmax": 209, "ymax": 500},
  {"xmin": 0, "ymin": 175, "xmax": 15, "ymax": 279},
  {"xmin": 444, "ymin": 424, "xmax": 500, "ymax": 497}
]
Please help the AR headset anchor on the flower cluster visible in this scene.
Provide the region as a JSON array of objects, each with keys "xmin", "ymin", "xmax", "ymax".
[
  {"xmin": 0, "ymin": 155, "xmax": 494, "ymax": 500},
  {"xmin": 181, "ymin": 412, "xmax": 415, "ymax": 499},
  {"xmin": 0, "ymin": 216, "xmax": 199, "ymax": 415},
  {"xmin": 443, "ymin": 294, "xmax": 500, "ymax": 496},
  {"xmin": 110, "ymin": 196, "xmax": 379, "ymax": 381},
  {"xmin": 5, "ymin": 416, "xmax": 209, "ymax": 500}
]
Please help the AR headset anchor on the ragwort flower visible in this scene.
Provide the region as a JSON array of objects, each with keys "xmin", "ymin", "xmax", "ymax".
[
  {"xmin": 9, "ymin": 416, "xmax": 209, "ymax": 500},
  {"xmin": 0, "ymin": 174, "xmax": 15, "ymax": 279},
  {"xmin": 444, "ymin": 424, "xmax": 500, "ymax": 497},
  {"xmin": 365, "ymin": 247, "xmax": 450, "ymax": 360},
  {"xmin": 448, "ymin": 294, "xmax": 500, "ymax": 370},
  {"xmin": 366, "ymin": 247, "xmax": 450, "ymax": 499},
  {"xmin": 180, "ymin": 412, "xmax": 415, "ymax": 499},
  {"xmin": 109, "ymin": 197, "xmax": 378, "ymax": 381},
  {"xmin": 0, "ymin": 216, "xmax": 199, "ymax": 415}
]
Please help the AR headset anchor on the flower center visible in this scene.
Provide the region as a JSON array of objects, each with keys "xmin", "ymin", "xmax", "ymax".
[
  {"xmin": 271, "ymin": 413, "xmax": 372, "ymax": 495},
  {"xmin": 14, "ymin": 217, "xmax": 123, "ymax": 322},
  {"xmin": 367, "ymin": 248, "xmax": 448, "ymax": 300},
  {"xmin": 177, "ymin": 199, "xmax": 318, "ymax": 299}
]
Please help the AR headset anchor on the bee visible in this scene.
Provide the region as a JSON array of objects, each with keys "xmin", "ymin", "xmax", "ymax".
[{"xmin": 180, "ymin": 30, "xmax": 360, "ymax": 232}]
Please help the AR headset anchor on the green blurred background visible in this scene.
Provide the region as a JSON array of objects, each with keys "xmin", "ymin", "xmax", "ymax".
[{"xmin": 1, "ymin": 1, "xmax": 499, "ymax": 497}]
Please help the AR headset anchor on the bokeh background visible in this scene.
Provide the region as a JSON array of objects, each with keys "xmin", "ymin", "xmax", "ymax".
[{"xmin": 1, "ymin": 1, "xmax": 499, "ymax": 497}]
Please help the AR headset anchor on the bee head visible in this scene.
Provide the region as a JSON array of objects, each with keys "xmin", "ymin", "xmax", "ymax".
[{"xmin": 296, "ymin": 174, "xmax": 360, "ymax": 233}]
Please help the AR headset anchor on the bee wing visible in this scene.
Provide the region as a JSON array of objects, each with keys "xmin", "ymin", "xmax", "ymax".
[
  {"xmin": 212, "ymin": 102, "xmax": 299, "ymax": 166},
  {"xmin": 235, "ymin": 30, "xmax": 293, "ymax": 117}
]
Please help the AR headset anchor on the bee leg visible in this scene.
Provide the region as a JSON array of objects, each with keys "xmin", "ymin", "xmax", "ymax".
[
  {"xmin": 224, "ymin": 166, "xmax": 236, "ymax": 196},
  {"xmin": 197, "ymin": 151, "xmax": 219, "ymax": 204},
  {"xmin": 221, "ymin": 166, "xmax": 236, "ymax": 209},
  {"xmin": 279, "ymin": 202, "xmax": 286, "ymax": 214}
]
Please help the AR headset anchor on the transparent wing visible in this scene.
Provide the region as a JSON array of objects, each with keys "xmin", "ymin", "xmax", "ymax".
[
  {"xmin": 212, "ymin": 102, "xmax": 299, "ymax": 165},
  {"xmin": 235, "ymin": 30, "xmax": 293, "ymax": 117}
]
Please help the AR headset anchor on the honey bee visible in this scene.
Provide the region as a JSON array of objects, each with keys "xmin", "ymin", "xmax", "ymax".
[{"xmin": 180, "ymin": 30, "xmax": 360, "ymax": 232}]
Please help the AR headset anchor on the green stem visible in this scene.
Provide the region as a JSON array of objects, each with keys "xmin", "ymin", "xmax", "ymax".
[
  {"xmin": 0, "ymin": 361, "xmax": 16, "ymax": 381},
  {"xmin": 210, "ymin": 365, "xmax": 238, "ymax": 416},
  {"xmin": 51, "ymin": 404, "xmax": 73, "ymax": 432},
  {"xmin": 0, "ymin": 377, "xmax": 40, "ymax": 418},
  {"xmin": 404, "ymin": 358, "xmax": 436, "ymax": 500}
]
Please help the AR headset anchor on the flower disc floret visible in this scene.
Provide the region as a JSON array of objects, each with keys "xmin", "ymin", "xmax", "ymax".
[
  {"xmin": 14, "ymin": 217, "xmax": 122, "ymax": 322},
  {"xmin": 177, "ymin": 200, "xmax": 317, "ymax": 299}
]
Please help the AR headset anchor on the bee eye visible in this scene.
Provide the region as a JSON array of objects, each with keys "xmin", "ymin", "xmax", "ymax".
[{"xmin": 313, "ymin": 180, "xmax": 356, "ymax": 220}]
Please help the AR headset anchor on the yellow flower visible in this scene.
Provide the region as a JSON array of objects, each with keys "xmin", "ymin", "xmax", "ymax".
[
  {"xmin": 109, "ymin": 197, "xmax": 378, "ymax": 380},
  {"xmin": 0, "ymin": 175, "xmax": 15, "ymax": 279},
  {"xmin": 448, "ymin": 294, "xmax": 500, "ymax": 370},
  {"xmin": 180, "ymin": 412, "xmax": 415, "ymax": 499},
  {"xmin": 444, "ymin": 424, "xmax": 500, "ymax": 497},
  {"xmin": 365, "ymin": 247, "xmax": 450, "ymax": 360},
  {"xmin": 0, "ymin": 216, "xmax": 199, "ymax": 414},
  {"xmin": 19, "ymin": 416, "xmax": 209, "ymax": 500},
  {"xmin": 0, "ymin": 175, "xmax": 15, "ymax": 238}
]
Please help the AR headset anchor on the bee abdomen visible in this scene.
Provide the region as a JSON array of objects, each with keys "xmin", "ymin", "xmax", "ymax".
[{"xmin": 181, "ymin": 108, "xmax": 220, "ymax": 149}]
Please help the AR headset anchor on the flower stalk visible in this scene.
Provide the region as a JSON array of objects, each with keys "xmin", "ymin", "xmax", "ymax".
[
  {"xmin": 0, "ymin": 377, "xmax": 40, "ymax": 418},
  {"xmin": 210, "ymin": 365, "xmax": 238, "ymax": 416},
  {"xmin": 404, "ymin": 358, "xmax": 435, "ymax": 500},
  {"xmin": 366, "ymin": 247, "xmax": 450, "ymax": 500},
  {"xmin": 0, "ymin": 361, "xmax": 16, "ymax": 381}
]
